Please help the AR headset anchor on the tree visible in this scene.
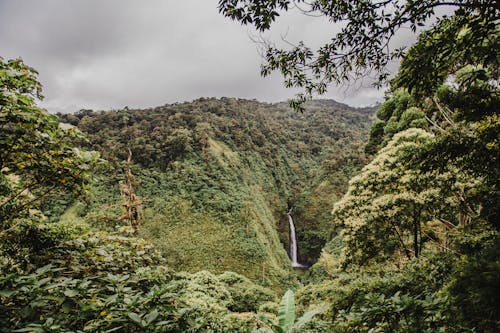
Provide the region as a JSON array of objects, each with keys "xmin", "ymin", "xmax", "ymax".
[
  {"xmin": 0, "ymin": 57, "xmax": 99, "ymax": 226},
  {"xmin": 391, "ymin": 14, "xmax": 499, "ymax": 227},
  {"xmin": 392, "ymin": 11, "xmax": 499, "ymax": 102},
  {"xmin": 119, "ymin": 149, "xmax": 143, "ymax": 231},
  {"xmin": 364, "ymin": 88, "xmax": 431, "ymax": 155},
  {"xmin": 332, "ymin": 128, "xmax": 478, "ymax": 266},
  {"xmin": 218, "ymin": 0, "xmax": 497, "ymax": 109},
  {"xmin": 362, "ymin": 11, "xmax": 498, "ymax": 226}
]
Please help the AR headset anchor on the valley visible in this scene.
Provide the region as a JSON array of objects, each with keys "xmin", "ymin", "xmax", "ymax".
[
  {"xmin": 56, "ymin": 97, "xmax": 374, "ymax": 287},
  {"xmin": 1, "ymin": 1, "xmax": 497, "ymax": 331}
]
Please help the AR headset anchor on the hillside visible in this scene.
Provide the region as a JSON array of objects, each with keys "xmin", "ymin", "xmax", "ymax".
[
  {"xmin": 2, "ymin": 1, "xmax": 498, "ymax": 331},
  {"xmin": 2, "ymin": 36, "xmax": 498, "ymax": 330},
  {"xmin": 56, "ymin": 97, "xmax": 374, "ymax": 286}
]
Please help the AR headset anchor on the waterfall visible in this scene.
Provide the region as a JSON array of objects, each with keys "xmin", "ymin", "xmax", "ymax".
[{"xmin": 287, "ymin": 209, "xmax": 305, "ymax": 268}]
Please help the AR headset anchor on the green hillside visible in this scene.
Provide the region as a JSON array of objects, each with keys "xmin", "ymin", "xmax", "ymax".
[
  {"xmin": 1, "ymin": 2, "xmax": 498, "ymax": 331},
  {"xmin": 56, "ymin": 98, "xmax": 373, "ymax": 287}
]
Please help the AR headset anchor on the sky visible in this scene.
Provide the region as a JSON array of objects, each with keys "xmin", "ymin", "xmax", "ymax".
[{"xmin": 0, "ymin": 1, "xmax": 411, "ymax": 113}]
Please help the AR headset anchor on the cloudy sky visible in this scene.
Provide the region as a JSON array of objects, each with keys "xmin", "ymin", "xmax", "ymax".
[{"xmin": 0, "ymin": 1, "xmax": 409, "ymax": 113}]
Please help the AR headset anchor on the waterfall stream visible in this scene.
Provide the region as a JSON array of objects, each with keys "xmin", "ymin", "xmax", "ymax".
[{"xmin": 287, "ymin": 209, "xmax": 305, "ymax": 268}]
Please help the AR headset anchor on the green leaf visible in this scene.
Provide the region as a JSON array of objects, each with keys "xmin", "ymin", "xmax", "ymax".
[
  {"xmin": 277, "ymin": 289, "xmax": 295, "ymax": 333},
  {"xmin": 64, "ymin": 289, "xmax": 79, "ymax": 297},
  {"xmin": 127, "ymin": 312, "xmax": 142, "ymax": 325},
  {"xmin": 144, "ymin": 309, "xmax": 159, "ymax": 325},
  {"xmin": 0, "ymin": 290, "xmax": 15, "ymax": 297},
  {"xmin": 293, "ymin": 306, "xmax": 327, "ymax": 331}
]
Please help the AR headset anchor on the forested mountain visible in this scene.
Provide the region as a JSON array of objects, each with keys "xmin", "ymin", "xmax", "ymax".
[
  {"xmin": 1, "ymin": 1, "xmax": 498, "ymax": 332},
  {"xmin": 56, "ymin": 98, "xmax": 373, "ymax": 284}
]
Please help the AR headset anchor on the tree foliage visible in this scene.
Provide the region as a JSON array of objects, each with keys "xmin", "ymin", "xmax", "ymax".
[
  {"xmin": 390, "ymin": 13, "xmax": 499, "ymax": 226},
  {"xmin": 0, "ymin": 57, "xmax": 100, "ymax": 226},
  {"xmin": 309, "ymin": 5, "xmax": 499, "ymax": 330},
  {"xmin": 59, "ymin": 98, "xmax": 373, "ymax": 270},
  {"xmin": 0, "ymin": 222, "xmax": 278, "ymax": 332},
  {"xmin": 333, "ymin": 128, "xmax": 479, "ymax": 265},
  {"xmin": 218, "ymin": 0, "xmax": 497, "ymax": 109},
  {"xmin": 364, "ymin": 88, "xmax": 429, "ymax": 154},
  {"xmin": 364, "ymin": 10, "xmax": 499, "ymax": 226},
  {"xmin": 393, "ymin": 10, "xmax": 499, "ymax": 101}
]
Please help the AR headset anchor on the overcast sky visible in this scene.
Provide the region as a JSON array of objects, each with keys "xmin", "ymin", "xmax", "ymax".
[{"xmin": 0, "ymin": 1, "xmax": 410, "ymax": 113}]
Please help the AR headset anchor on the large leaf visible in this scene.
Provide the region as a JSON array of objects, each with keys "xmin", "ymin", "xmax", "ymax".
[
  {"xmin": 293, "ymin": 306, "xmax": 327, "ymax": 332},
  {"xmin": 144, "ymin": 309, "xmax": 159, "ymax": 326},
  {"xmin": 127, "ymin": 312, "xmax": 143, "ymax": 325},
  {"xmin": 277, "ymin": 289, "xmax": 295, "ymax": 333}
]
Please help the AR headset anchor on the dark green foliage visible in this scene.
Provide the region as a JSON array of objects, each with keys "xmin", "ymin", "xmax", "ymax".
[
  {"xmin": 218, "ymin": 271, "xmax": 275, "ymax": 312},
  {"xmin": 444, "ymin": 222, "xmax": 500, "ymax": 330},
  {"xmin": 0, "ymin": 57, "xmax": 100, "ymax": 226},
  {"xmin": 0, "ymin": 221, "xmax": 280, "ymax": 332},
  {"xmin": 302, "ymin": 5, "xmax": 499, "ymax": 332},
  {"xmin": 0, "ymin": 223, "xmax": 184, "ymax": 332},
  {"xmin": 299, "ymin": 231, "xmax": 500, "ymax": 332},
  {"xmin": 364, "ymin": 119, "xmax": 385, "ymax": 154},
  {"xmin": 393, "ymin": 12, "xmax": 499, "ymax": 102},
  {"xmin": 58, "ymin": 98, "xmax": 373, "ymax": 277},
  {"xmin": 218, "ymin": 1, "xmax": 497, "ymax": 109},
  {"xmin": 365, "ymin": 89, "xmax": 430, "ymax": 154},
  {"xmin": 416, "ymin": 65, "xmax": 500, "ymax": 228},
  {"xmin": 298, "ymin": 255, "xmax": 450, "ymax": 331},
  {"xmin": 0, "ymin": 265, "xmax": 184, "ymax": 332}
]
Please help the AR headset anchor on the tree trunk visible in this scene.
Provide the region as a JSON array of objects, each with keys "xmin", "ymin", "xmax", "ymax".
[
  {"xmin": 413, "ymin": 220, "xmax": 419, "ymax": 258},
  {"xmin": 413, "ymin": 209, "xmax": 421, "ymax": 258}
]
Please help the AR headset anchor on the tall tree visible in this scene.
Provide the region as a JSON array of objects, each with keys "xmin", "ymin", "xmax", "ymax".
[
  {"xmin": 392, "ymin": 14, "xmax": 499, "ymax": 226},
  {"xmin": 363, "ymin": 11, "xmax": 498, "ymax": 226},
  {"xmin": 0, "ymin": 57, "xmax": 99, "ymax": 226},
  {"xmin": 333, "ymin": 128, "xmax": 478, "ymax": 265}
]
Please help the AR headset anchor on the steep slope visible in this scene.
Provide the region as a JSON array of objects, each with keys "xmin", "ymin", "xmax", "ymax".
[{"xmin": 57, "ymin": 97, "xmax": 373, "ymax": 286}]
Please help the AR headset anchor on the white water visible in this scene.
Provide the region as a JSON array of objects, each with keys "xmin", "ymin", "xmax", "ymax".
[{"xmin": 287, "ymin": 209, "xmax": 305, "ymax": 268}]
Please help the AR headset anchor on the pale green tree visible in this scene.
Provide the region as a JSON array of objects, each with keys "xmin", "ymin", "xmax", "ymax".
[{"xmin": 332, "ymin": 128, "xmax": 478, "ymax": 265}]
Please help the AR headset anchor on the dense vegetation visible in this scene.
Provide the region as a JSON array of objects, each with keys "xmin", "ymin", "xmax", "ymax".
[
  {"xmin": 300, "ymin": 6, "xmax": 500, "ymax": 332},
  {"xmin": 1, "ymin": 56, "xmax": 374, "ymax": 331},
  {"xmin": 1, "ymin": 1, "xmax": 499, "ymax": 332},
  {"xmin": 57, "ymin": 97, "xmax": 373, "ymax": 275}
]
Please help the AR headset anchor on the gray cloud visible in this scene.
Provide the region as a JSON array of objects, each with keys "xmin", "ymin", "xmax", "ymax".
[{"xmin": 0, "ymin": 0, "xmax": 391, "ymax": 113}]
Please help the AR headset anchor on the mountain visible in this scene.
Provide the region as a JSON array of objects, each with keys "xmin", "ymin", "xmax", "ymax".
[{"xmin": 56, "ymin": 97, "xmax": 374, "ymax": 287}]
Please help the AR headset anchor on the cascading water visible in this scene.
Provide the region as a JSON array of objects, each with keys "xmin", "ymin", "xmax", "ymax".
[{"xmin": 287, "ymin": 208, "xmax": 305, "ymax": 268}]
